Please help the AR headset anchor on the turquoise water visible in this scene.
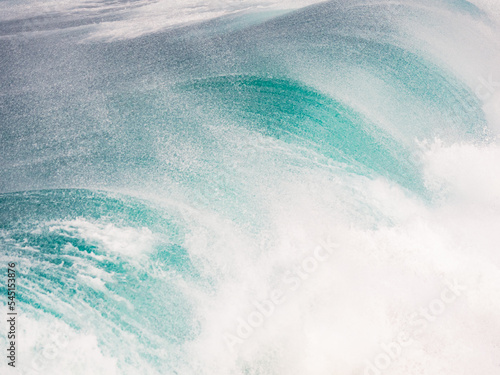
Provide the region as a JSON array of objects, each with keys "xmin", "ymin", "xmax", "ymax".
[
  {"xmin": 0, "ymin": 189, "xmax": 205, "ymax": 372},
  {"xmin": 1, "ymin": 0, "xmax": 500, "ymax": 374}
]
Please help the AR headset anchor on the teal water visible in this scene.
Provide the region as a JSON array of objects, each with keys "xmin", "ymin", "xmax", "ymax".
[
  {"xmin": 1, "ymin": 0, "xmax": 500, "ymax": 374},
  {"xmin": 0, "ymin": 189, "xmax": 205, "ymax": 372}
]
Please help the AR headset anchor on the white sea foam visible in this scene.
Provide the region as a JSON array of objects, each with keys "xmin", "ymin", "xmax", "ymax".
[
  {"xmin": 423, "ymin": 140, "xmax": 500, "ymax": 205},
  {"xmin": 49, "ymin": 219, "xmax": 157, "ymax": 257},
  {"xmin": 0, "ymin": 0, "xmax": 326, "ymax": 41},
  {"xmin": 150, "ymin": 125, "xmax": 500, "ymax": 374},
  {"xmin": 0, "ymin": 311, "xmax": 119, "ymax": 374},
  {"xmin": 181, "ymin": 155, "xmax": 500, "ymax": 374}
]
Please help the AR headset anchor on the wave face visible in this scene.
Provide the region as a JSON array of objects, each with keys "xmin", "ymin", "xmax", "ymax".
[{"xmin": 1, "ymin": 0, "xmax": 500, "ymax": 374}]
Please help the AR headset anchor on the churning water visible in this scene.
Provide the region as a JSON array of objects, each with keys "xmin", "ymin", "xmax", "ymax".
[{"xmin": 1, "ymin": 0, "xmax": 500, "ymax": 374}]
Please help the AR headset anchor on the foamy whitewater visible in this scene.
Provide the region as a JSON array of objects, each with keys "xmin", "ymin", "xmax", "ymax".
[{"xmin": 1, "ymin": 0, "xmax": 500, "ymax": 374}]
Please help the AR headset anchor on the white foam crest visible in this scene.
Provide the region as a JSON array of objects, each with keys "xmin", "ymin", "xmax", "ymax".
[
  {"xmin": 49, "ymin": 219, "xmax": 157, "ymax": 257},
  {"xmin": 0, "ymin": 0, "xmax": 326, "ymax": 41},
  {"xmin": 85, "ymin": 0, "xmax": 326, "ymax": 41}
]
